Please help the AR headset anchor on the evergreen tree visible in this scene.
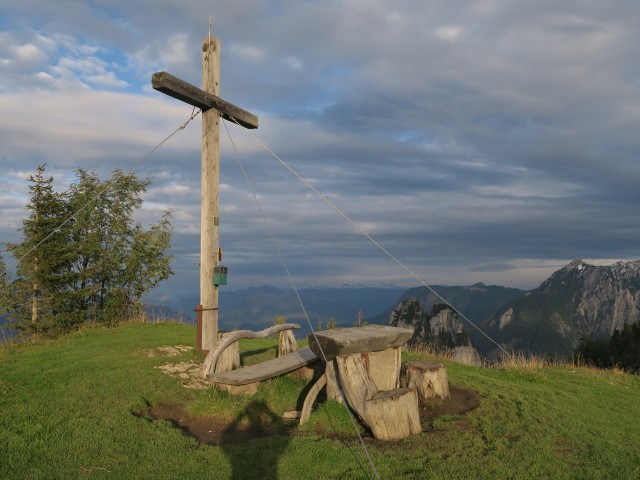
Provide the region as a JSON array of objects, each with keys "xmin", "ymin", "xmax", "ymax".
[
  {"xmin": 574, "ymin": 334, "xmax": 611, "ymax": 368},
  {"xmin": 5, "ymin": 165, "xmax": 174, "ymax": 335},
  {"xmin": 0, "ymin": 254, "xmax": 10, "ymax": 317},
  {"xmin": 574, "ymin": 322, "xmax": 640, "ymax": 373},
  {"xmin": 121, "ymin": 211, "xmax": 173, "ymax": 319},
  {"xmin": 5, "ymin": 165, "xmax": 69, "ymax": 334},
  {"xmin": 610, "ymin": 322, "xmax": 640, "ymax": 373}
]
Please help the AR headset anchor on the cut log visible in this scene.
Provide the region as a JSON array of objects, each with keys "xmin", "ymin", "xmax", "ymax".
[
  {"xmin": 334, "ymin": 353, "xmax": 377, "ymax": 420},
  {"xmin": 334, "ymin": 352, "xmax": 421, "ymax": 440},
  {"xmin": 278, "ymin": 329, "xmax": 298, "ymax": 357},
  {"xmin": 367, "ymin": 348, "xmax": 401, "ymax": 391},
  {"xmin": 216, "ymin": 382, "xmax": 259, "ymax": 396},
  {"xmin": 400, "ymin": 360, "xmax": 450, "ymax": 405},
  {"xmin": 308, "ymin": 325, "xmax": 413, "ymax": 360},
  {"xmin": 365, "ymin": 388, "xmax": 422, "ymax": 440},
  {"xmin": 326, "ymin": 348, "xmax": 401, "ymax": 404},
  {"xmin": 202, "ymin": 323, "xmax": 301, "ymax": 377}
]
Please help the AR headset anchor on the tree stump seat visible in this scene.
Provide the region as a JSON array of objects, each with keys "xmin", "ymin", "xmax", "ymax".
[{"xmin": 400, "ymin": 359, "xmax": 450, "ymax": 405}]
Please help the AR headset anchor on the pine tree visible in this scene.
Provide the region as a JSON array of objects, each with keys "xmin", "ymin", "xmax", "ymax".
[
  {"xmin": 5, "ymin": 166, "xmax": 174, "ymax": 335},
  {"xmin": 0, "ymin": 254, "xmax": 10, "ymax": 316},
  {"xmin": 6, "ymin": 165, "xmax": 69, "ymax": 334},
  {"xmin": 610, "ymin": 322, "xmax": 640, "ymax": 373}
]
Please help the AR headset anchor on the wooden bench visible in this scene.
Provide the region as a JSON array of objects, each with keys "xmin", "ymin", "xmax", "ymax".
[
  {"xmin": 202, "ymin": 324, "xmax": 319, "ymax": 395},
  {"xmin": 207, "ymin": 346, "xmax": 318, "ymax": 385}
]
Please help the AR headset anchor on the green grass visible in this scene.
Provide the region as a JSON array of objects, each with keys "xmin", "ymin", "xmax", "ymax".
[{"xmin": 1, "ymin": 322, "xmax": 639, "ymax": 479}]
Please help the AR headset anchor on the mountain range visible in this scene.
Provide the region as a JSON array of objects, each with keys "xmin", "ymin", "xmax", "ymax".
[
  {"xmin": 146, "ymin": 285, "xmax": 406, "ymax": 336},
  {"xmin": 478, "ymin": 259, "xmax": 640, "ymax": 358},
  {"xmin": 8, "ymin": 259, "xmax": 640, "ymax": 361},
  {"xmin": 152, "ymin": 259, "xmax": 640, "ymax": 360}
]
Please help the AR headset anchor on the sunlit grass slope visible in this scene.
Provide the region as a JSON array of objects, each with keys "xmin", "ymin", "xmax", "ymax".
[{"xmin": 1, "ymin": 322, "xmax": 639, "ymax": 479}]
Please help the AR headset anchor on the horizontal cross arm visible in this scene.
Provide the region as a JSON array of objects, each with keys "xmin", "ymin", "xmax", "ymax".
[{"xmin": 152, "ymin": 71, "xmax": 259, "ymax": 129}]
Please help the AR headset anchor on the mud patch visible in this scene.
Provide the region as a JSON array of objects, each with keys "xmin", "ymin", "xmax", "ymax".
[
  {"xmin": 134, "ymin": 402, "xmax": 296, "ymax": 446},
  {"xmin": 134, "ymin": 385, "xmax": 480, "ymax": 445},
  {"xmin": 419, "ymin": 385, "xmax": 481, "ymax": 424}
]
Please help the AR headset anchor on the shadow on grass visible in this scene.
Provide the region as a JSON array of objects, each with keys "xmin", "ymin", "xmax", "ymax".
[
  {"xmin": 239, "ymin": 346, "xmax": 278, "ymax": 364},
  {"xmin": 221, "ymin": 400, "xmax": 292, "ymax": 479}
]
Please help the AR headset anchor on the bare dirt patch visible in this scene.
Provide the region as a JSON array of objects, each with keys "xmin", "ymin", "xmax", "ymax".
[
  {"xmin": 133, "ymin": 345, "xmax": 193, "ymax": 358},
  {"xmin": 134, "ymin": 385, "xmax": 480, "ymax": 445},
  {"xmin": 419, "ymin": 385, "xmax": 481, "ymax": 423},
  {"xmin": 133, "ymin": 402, "xmax": 296, "ymax": 446},
  {"xmin": 133, "ymin": 345, "xmax": 212, "ymax": 389},
  {"xmin": 155, "ymin": 361, "xmax": 212, "ymax": 389}
]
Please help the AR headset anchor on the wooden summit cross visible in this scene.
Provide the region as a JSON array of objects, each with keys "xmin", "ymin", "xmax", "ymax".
[{"xmin": 152, "ymin": 36, "xmax": 258, "ymax": 352}]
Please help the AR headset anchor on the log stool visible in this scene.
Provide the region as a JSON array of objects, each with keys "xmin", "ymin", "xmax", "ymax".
[{"xmin": 400, "ymin": 359, "xmax": 450, "ymax": 405}]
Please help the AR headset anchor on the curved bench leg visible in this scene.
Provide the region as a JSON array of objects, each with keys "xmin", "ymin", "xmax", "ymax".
[{"xmin": 299, "ymin": 373, "xmax": 327, "ymax": 425}]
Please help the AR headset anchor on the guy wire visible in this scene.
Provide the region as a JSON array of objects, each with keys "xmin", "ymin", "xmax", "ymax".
[
  {"xmin": 222, "ymin": 119, "xmax": 381, "ymax": 480},
  {"xmin": 226, "ymin": 115, "xmax": 512, "ymax": 358},
  {"xmin": 2, "ymin": 109, "xmax": 201, "ymax": 277}
]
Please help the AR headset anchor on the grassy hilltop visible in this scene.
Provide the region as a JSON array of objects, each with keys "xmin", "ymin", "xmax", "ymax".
[{"xmin": 1, "ymin": 322, "xmax": 639, "ymax": 480}]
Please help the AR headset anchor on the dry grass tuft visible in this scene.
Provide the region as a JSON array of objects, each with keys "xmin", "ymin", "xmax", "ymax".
[
  {"xmin": 134, "ymin": 311, "xmax": 194, "ymax": 325},
  {"xmin": 489, "ymin": 351, "xmax": 568, "ymax": 369},
  {"xmin": 405, "ymin": 342, "xmax": 454, "ymax": 360}
]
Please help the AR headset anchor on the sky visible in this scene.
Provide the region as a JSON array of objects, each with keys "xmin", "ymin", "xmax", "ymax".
[{"xmin": 1, "ymin": 0, "xmax": 639, "ymax": 301}]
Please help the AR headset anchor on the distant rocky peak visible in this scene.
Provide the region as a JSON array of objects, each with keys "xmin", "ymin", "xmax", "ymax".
[
  {"xmin": 388, "ymin": 298, "xmax": 425, "ymax": 329},
  {"xmin": 389, "ymin": 300, "xmax": 481, "ymax": 366},
  {"xmin": 611, "ymin": 259, "xmax": 640, "ymax": 278},
  {"xmin": 560, "ymin": 258, "xmax": 640, "ymax": 278},
  {"xmin": 428, "ymin": 304, "xmax": 463, "ymax": 336},
  {"xmin": 486, "ymin": 258, "xmax": 640, "ymax": 357},
  {"xmin": 567, "ymin": 258, "xmax": 585, "ymax": 270}
]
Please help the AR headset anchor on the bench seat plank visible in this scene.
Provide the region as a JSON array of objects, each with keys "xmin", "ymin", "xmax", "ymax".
[{"xmin": 207, "ymin": 346, "xmax": 319, "ymax": 386}]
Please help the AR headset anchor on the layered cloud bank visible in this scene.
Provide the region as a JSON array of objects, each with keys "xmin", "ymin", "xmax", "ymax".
[{"xmin": 1, "ymin": 1, "xmax": 639, "ymax": 295}]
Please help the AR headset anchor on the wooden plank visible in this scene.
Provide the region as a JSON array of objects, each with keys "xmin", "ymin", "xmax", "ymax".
[
  {"xmin": 152, "ymin": 71, "xmax": 259, "ymax": 129},
  {"xmin": 307, "ymin": 325, "xmax": 414, "ymax": 360},
  {"xmin": 207, "ymin": 347, "xmax": 319, "ymax": 386}
]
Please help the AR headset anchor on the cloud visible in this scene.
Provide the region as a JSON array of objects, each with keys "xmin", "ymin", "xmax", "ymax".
[
  {"xmin": 229, "ymin": 43, "xmax": 269, "ymax": 64},
  {"xmin": 2, "ymin": 1, "xmax": 640, "ymax": 297},
  {"xmin": 0, "ymin": 29, "xmax": 131, "ymax": 91},
  {"xmin": 435, "ymin": 25, "xmax": 465, "ymax": 42}
]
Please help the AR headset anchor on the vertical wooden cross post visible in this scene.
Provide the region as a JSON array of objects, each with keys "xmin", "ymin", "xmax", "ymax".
[{"xmin": 152, "ymin": 36, "xmax": 258, "ymax": 352}]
